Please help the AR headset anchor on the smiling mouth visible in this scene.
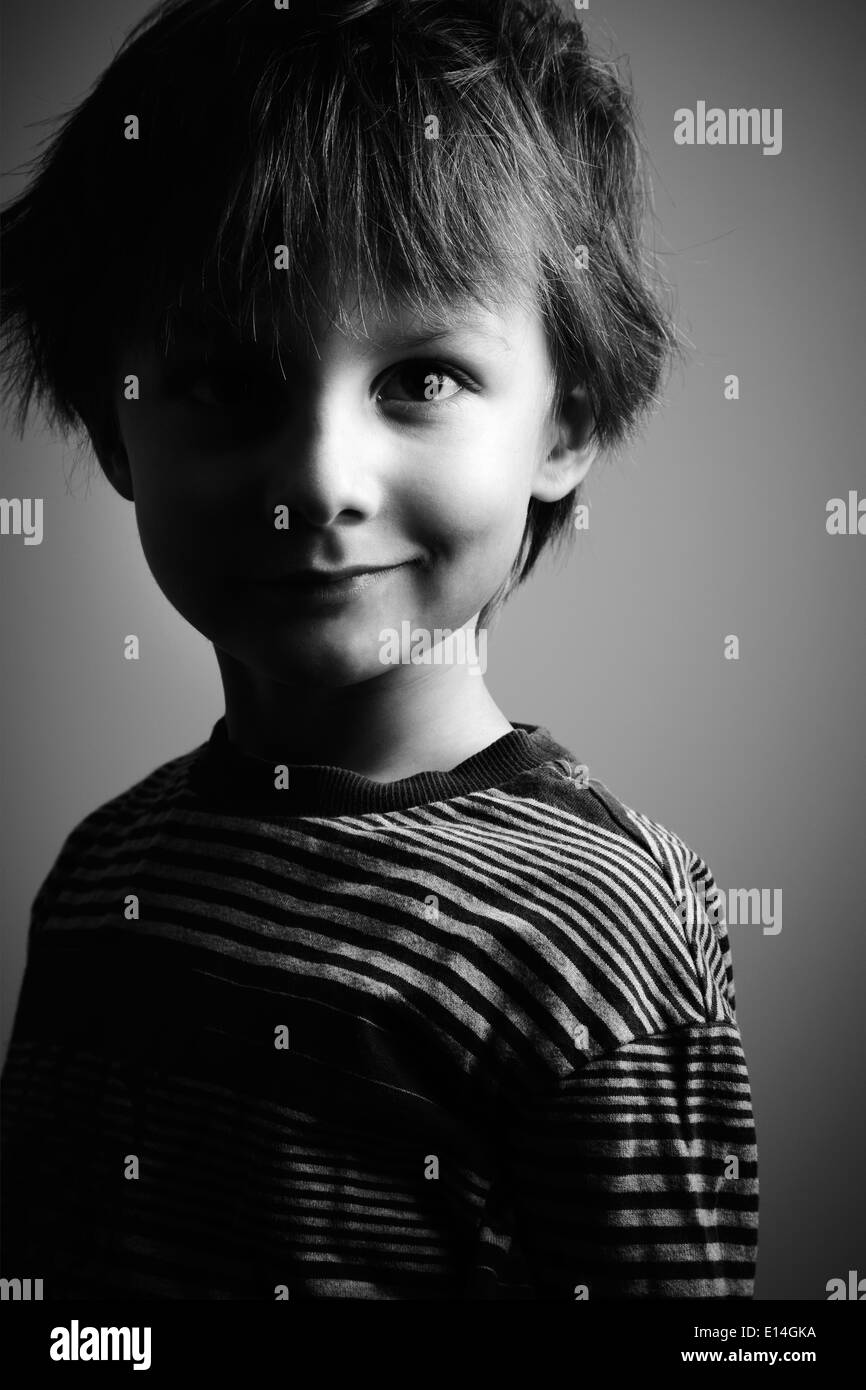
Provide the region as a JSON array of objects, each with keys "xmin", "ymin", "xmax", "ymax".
[{"xmin": 250, "ymin": 559, "xmax": 421, "ymax": 603}]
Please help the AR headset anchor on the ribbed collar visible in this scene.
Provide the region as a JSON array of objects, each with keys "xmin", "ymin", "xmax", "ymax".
[{"xmin": 187, "ymin": 715, "xmax": 568, "ymax": 817}]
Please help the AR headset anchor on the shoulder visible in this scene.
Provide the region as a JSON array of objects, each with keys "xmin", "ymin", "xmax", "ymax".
[
  {"xmin": 58, "ymin": 742, "xmax": 200, "ymax": 844},
  {"xmin": 512, "ymin": 754, "xmax": 720, "ymax": 912},
  {"xmin": 585, "ymin": 776, "xmax": 721, "ymax": 908},
  {"xmin": 28, "ymin": 741, "xmax": 205, "ymax": 929},
  {"xmin": 586, "ymin": 782, "xmax": 732, "ymax": 983},
  {"xmin": 491, "ymin": 759, "xmax": 739, "ymax": 1056}
]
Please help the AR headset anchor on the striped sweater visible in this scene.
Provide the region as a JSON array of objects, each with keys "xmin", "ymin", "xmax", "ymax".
[{"xmin": 1, "ymin": 718, "xmax": 758, "ymax": 1299}]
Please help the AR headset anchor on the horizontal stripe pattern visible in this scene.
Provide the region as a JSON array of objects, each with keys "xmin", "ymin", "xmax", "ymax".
[
  {"xmin": 497, "ymin": 1027, "xmax": 757, "ymax": 1298},
  {"xmin": 1, "ymin": 728, "xmax": 758, "ymax": 1298}
]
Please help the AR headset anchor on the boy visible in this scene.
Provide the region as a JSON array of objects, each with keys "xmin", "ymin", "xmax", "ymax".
[{"xmin": 0, "ymin": 0, "xmax": 758, "ymax": 1298}]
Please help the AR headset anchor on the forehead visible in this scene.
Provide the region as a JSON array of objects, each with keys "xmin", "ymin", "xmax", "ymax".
[{"xmin": 143, "ymin": 279, "xmax": 541, "ymax": 360}]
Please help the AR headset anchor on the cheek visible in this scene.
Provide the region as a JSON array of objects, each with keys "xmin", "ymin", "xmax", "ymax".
[
  {"xmin": 124, "ymin": 429, "xmax": 248, "ymax": 570},
  {"xmin": 408, "ymin": 429, "xmax": 534, "ymax": 558}
]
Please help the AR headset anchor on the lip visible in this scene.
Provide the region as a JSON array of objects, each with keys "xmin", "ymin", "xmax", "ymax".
[
  {"xmin": 268, "ymin": 564, "xmax": 407, "ymax": 583},
  {"xmin": 250, "ymin": 559, "xmax": 420, "ymax": 605}
]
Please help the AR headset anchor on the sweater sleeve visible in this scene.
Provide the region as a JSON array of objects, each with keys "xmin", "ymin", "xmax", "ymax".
[{"xmin": 502, "ymin": 1021, "xmax": 759, "ymax": 1298}]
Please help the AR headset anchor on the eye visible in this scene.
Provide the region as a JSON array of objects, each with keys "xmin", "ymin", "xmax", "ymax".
[
  {"xmin": 165, "ymin": 362, "xmax": 278, "ymax": 410},
  {"xmin": 188, "ymin": 370, "xmax": 236, "ymax": 407},
  {"xmin": 376, "ymin": 361, "xmax": 476, "ymax": 405}
]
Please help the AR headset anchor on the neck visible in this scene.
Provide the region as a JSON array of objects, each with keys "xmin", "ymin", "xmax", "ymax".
[{"xmin": 215, "ymin": 647, "xmax": 514, "ymax": 782}]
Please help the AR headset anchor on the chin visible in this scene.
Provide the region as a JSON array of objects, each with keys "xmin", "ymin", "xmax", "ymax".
[{"xmin": 242, "ymin": 637, "xmax": 394, "ymax": 691}]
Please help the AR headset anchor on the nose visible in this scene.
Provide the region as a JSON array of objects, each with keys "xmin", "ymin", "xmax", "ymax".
[{"xmin": 269, "ymin": 393, "xmax": 383, "ymax": 529}]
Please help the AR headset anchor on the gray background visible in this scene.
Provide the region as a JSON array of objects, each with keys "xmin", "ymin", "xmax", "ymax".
[{"xmin": 2, "ymin": 0, "xmax": 864, "ymax": 1300}]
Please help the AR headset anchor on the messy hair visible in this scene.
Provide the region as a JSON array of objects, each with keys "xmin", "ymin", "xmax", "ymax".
[{"xmin": 0, "ymin": 0, "xmax": 682, "ymax": 629}]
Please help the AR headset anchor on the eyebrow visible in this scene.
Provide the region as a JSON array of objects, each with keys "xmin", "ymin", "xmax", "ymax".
[
  {"xmin": 378, "ymin": 324, "xmax": 511, "ymax": 353},
  {"xmin": 165, "ymin": 314, "xmax": 511, "ymax": 357}
]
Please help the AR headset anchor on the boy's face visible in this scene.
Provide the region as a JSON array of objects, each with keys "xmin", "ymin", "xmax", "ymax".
[{"xmin": 106, "ymin": 285, "xmax": 592, "ymax": 688}]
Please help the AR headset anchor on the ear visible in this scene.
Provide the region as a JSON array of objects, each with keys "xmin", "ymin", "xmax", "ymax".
[
  {"xmin": 531, "ymin": 382, "xmax": 598, "ymax": 503},
  {"xmin": 87, "ymin": 408, "xmax": 135, "ymax": 502}
]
